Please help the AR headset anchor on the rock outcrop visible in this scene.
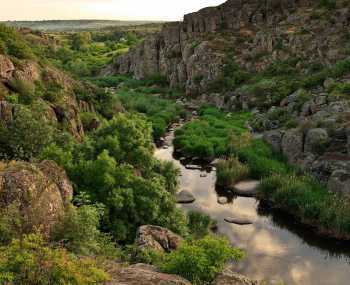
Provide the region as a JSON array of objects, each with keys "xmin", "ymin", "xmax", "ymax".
[
  {"xmin": 0, "ymin": 53, "xmax": 85, "ymax": 140},
  {"xmin": 0, "ymin": 160, "xmax": 73, "ymax": 237},
  {"xmin": 213, "ymin": 269, "xmax": 259, "ymax": 285},
  {"xmin": 103, "ymin": 0, "xmax": 348, "ymax": 96},
  {"xmin": 136, "ymin": 225, "xmax": 183, "ymax": 253},
  {"xmin": 108, "ymin": 264, "xmax": 191, "ymax": 285}
]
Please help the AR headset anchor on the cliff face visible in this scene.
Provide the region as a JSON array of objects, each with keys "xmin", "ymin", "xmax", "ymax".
[
  {"xmin": 105, "ymin": 0, "xmax": 350, "ymax": 195},
  {"xmin": 104, "ymin": 0, "xmax": 349, "ymax": 95}
]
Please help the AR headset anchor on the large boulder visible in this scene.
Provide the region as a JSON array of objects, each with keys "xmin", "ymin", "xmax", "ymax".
[
  {"xmin": 328, "ymin": 169, "xmax": 350, "ymax": 197},
  {"xmin": 281, "ymin": 128, "xmax": 304, "ymax": 164},
  {"xmin": 304, "ymin": 128, "xmax": 329, "ymax": 154},
  {"xmin": 0, "ymin": 160, "xmax": 73, "ymax": 237},
  {"xmin": 263, "ymin": 130, "xmax": 284, "ymax": 152},
  {"xmin": 0, "ymin": 55, "xmax": 15, "ymax": 81},
  {"xmin": 213, "ymin": 269, "xmax": 258, "ymax": 285},
  {"xmin": 108, "ymin": 264, "xmax": 191, "ymax": 285},
  {"xmin": 136, "ymin": 225, "xmax": 183, "ymax": 253}
]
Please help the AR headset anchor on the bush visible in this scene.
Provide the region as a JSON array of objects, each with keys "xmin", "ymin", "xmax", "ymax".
[
  {"xmin": 52, "ymin": 204, "xmax": 119, "ymax": 257},
  {"xmin": 161, "ymin": 235, "xmax": 244, "ymax": 284},
  {"xmin": 0, "ymin": 105, "xmax": 54, "ymax": 160},
  {"xmin": 9, "ymin": 79, "xmax": 37, "ymax": 105},
  {"xmin": 187, "ymin": 212, "xmax": 215, "ymax": 238},
  {"xmin": 216, "ymin": 157, "xmax": 249, "ymax": 188},
  {"xmin": 0, "ymin": 233, "xmax": 109, "ymax": 285}
]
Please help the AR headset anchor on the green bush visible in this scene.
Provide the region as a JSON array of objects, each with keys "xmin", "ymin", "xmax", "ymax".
[
  {"xmin": 187, "ymin": 212, "xmax": 215, "ymax": 239},
  {"xmin": 161, "ymin": 235, "xmax": 244, "ymax": 284},
  {"xmin": 0, "ymin": 105, "xmax": 54, "ymax": 160},
  {"xmin": 0, "ymin": 233, "xmax": 109, "ymax": 285},
  {"xmin": 9, "ymin": 79, "xmax": 37, "ymax": 105},
  {"xmin": 216, "ymin": 157, "xmax": 249, "ymax": 188},
  {"xmin": 52, "ymin": 204, "xmax": 119, "ymax": 257}
]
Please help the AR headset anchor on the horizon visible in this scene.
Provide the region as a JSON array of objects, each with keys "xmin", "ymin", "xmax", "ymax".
[{"xmin": 1, "ymin": 0, "xmax": 226, "ymax": 22}]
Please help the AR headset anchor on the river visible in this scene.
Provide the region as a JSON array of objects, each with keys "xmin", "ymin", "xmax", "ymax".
[{"xmin": 154, "ymin": 128, "xmax": 350, "ymax": 285}]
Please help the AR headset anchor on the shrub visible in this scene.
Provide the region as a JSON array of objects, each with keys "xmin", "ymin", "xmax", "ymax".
[
  {"xmin": 0, "ymin": 234, "xmax": 109, "ymax": 285},
  {"xmin": 0, "ymin": 105, "xmax": 54, "ymax": 160},
  {"xmin": 9, "ymin": 79, "xmax": 37, "ymax": 105},
  {"xmin": 161, "ymin": 235, "xmax": 244, "ymax": 284},
  {"xmin": 52, "ymin": 204, "xmax": 119, "ymax": 257},
  {"xmin": 216, "ymin": 157, "xmax": 249, "ymax": 188},
  {"xmin": 187, "ymin": 212, "xmax": 215, "ymax": 238}
]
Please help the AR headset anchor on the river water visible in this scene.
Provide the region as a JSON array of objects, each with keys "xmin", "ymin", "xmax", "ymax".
[{"xmin": 155, "ymin": 129, "xmax": 350, "ymax": 285}]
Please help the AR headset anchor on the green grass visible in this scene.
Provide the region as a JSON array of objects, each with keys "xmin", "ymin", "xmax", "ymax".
[
  {"xmin": 116, "ymin": 88, "xmax": 187, "ymax": 139},
  {"xmin": 173, "ymin": 107, "xmax": 251, "ymax": 159},
  {"xmin": 177, "ymin": 106, "xmax": 350, "ymax": 239}
]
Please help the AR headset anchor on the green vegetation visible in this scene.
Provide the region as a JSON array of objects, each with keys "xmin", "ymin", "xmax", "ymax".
[
  {"xmin": 116, "ymin": 87, "xmax": 186, "ymax": 139},
  {"xmin": 260, "ymin": 174, "xmax": 350, "ymax": 238},
  {"xmin": 0, "ymin": 104, "xmax": 55, "ymax": 160},
  {"xmin": 0, "ymin": 233, "xmax": 109, "ymax": 285},
  {"xmin": 41, "ymin": 113, "xmax": 187, "ymax": 242},
  {"xmin": 174, "ymin": 106, "xmax": 251, "ymax": 159},
  {"xmin": 216, "ymin": 156, "xmax": 249, "ymax": 188},
  {"xmin": 161, "ymin": 235, "xmax": 244, "ymax": 285}
]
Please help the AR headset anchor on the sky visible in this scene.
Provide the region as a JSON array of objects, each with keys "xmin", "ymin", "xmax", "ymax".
[{"xmin": 1, "ymin": 0, "xmax": 226, "ymax": 21}]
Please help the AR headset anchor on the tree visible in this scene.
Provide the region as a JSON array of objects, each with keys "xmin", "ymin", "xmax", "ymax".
[{"xmin": 71, "ymin": 32, "xmax": 92, "ymax": 51}]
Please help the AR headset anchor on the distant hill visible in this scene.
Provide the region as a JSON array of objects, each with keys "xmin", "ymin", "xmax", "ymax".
[{"xmin": 2, "ymin": 20, "xmax": 164, "ymax": 32}]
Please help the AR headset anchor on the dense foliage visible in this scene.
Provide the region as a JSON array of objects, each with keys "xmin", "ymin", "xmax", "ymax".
[
  {"xmin": 0, "ymin": 234, "xmax": 109, "ymax": 285},
  {"xmin": 174, "ymin": 107, "xmax": 251, "ymax": 159},
  {"xmin": 41, "ymin": 113, "xmax": 187, "ymax": 242},
  {"xmin": 161, "ymin": 236, "xmax": 244, "ymax": 285}
]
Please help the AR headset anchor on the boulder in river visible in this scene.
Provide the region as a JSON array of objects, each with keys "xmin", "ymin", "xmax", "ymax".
[
  {"xmin": 185, "ymin": 164, "xmax": 202, "ymax": 170},
  {"xmin": 233, "ymin": 180, "xmax": 260, "ymax": 197},
  {"xmin": 176, "ymin": 190, "xmax": 195, "ymax": 204},
  {"xmin": 218, "ymin": 197, "xmax": 228, "ymax": 205},
  {"xmin": 224, "ymin": 216, "xmax": 254, "ymax": 225}
]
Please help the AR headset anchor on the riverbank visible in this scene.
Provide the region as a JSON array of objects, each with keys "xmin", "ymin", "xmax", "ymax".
[
  {"xmin": 156, "ymin": 125, "xmax": 350, "ymax": 285},
  {"xmin": 172, "ymin": 107, "xmax": 350, "ymax": 241}
]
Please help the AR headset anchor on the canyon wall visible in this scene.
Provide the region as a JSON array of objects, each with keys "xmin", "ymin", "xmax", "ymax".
[{"xmin": 103, "ymin": 0, "xmax": 350, "ymax": 95}]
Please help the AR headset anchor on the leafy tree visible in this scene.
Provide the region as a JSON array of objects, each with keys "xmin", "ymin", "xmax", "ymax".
[
  {"xmin": 0, "ymin": 104, "xmax": 54, "ymax": 160},
  {"xmin": 71, "ymin": 32, "xmax": 92, "ymax": 51}
]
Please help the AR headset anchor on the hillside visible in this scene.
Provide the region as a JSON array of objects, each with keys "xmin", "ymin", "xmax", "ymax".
[{"xmin": 105, "ymin": 0, "xmax": 350, "ymax": 196}]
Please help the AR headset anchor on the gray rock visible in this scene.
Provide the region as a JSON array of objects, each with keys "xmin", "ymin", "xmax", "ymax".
[
  {"xmin": 176, "ymin": 190, "xmax": 195, "ymax": 204},
  {"xmin": 108, "ymin": 263, "xmax": 191, "ymax": 285},
  {"xmin": 263, "ymin": 130, "xmax": 283, "ymax": 152},
  {"xmin": 224, "ymin": 216, "xmax": 254, "ymax": 225},
  {"xmin": 328, "ymin": 170, "xmax": 350, "ymax": 197},
  {"xmin": 281, "ymin": 128, "xmax": 304, "ymax": 164},
  {"xmin": 213, "ymin": 269, "xmax": 259, "ymax": 285},
  {"xmin": 218, "ymin": 197, "xmax": 228, "ymax": 205},
  {"xmin": 233, "ymin": 180, "xmax": 260, "ymax": 197},
  {"xmin": 136, "ymin": 225, "xmax": 183, "ymax": 253},
  {"xmin": 304, "ymin": 128, "xmax": 329, "ymax": 154}
]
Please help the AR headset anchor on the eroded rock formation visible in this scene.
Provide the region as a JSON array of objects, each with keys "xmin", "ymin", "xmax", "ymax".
[{"xmin": 0, "ymin": 160, "xmax": 73, "ymax": 237}]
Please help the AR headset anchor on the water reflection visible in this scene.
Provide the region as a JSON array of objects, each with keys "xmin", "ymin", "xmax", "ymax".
[{"xmin": 155, "ymin": 130, "xmax": 350, "ymax": 285}]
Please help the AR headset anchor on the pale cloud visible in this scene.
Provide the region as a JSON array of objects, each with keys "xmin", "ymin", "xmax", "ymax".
[{"xmin": 0, "ymin": 0, "xmax": 226, "ymax": 21}]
